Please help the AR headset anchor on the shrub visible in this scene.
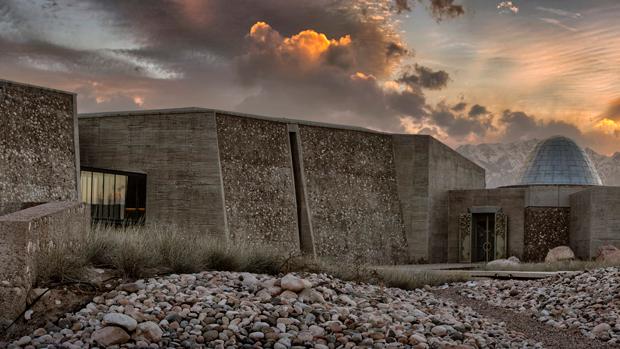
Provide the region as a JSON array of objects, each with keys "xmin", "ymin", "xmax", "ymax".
[{"xmin": 35, "ymin": 239, "xmax": 86, "ymax": 285}]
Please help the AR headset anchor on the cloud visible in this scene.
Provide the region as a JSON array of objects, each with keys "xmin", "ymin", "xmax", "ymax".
[
  {"xmin": 427, "ymin": 0, "xmax": 465, "ymax": 21},
  {"xmin": 468, "ymin": 104, "xmax": 489, "ymax": 118},
  {"xmin": 397, "ymin": 64, "xmax": 450, "ymax": 90},
  {"xmin": 236, "ymin": 21, "xmax": 438, "ymax": 130},
  {"xmin": 497, "ymin": 1, "xmax": 518, "ymax": 15},
  {"xmin": 536, "ymin": 6, "xmax": 582, "ymax": 19},
  {"xmin": 539, "ymin": 18, "xmax": 577, "ymax": 32},
  {"xmin": 599, "ymin": 97, "xmax": 620, "ymax": 122},
  {"xmin": 392, "ymin": 0, "xmax": 464, "ymax": 21}
]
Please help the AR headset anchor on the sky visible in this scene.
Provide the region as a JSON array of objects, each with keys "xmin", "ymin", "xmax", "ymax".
[{"xmin": 1, "ymin": 0, "xmax": 619, "ymax": 154}]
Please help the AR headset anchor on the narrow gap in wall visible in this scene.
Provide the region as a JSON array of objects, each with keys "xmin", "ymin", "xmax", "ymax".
[{"xmin": 289, "ymin": 131, "xmax": 312, "ymax": 254}]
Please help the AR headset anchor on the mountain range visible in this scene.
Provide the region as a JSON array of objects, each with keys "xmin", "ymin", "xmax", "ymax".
[{"xmin": 456, "ymin": 139, "xmax": 620, "ymax": 188}]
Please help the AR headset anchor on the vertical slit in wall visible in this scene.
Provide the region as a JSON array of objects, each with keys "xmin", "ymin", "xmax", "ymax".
[{"xmin": 288, "ymin": 130, "xmax": 315, "ymax": 256}]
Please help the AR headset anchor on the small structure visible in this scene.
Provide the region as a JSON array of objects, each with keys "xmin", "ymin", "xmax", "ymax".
[
  {"xmin": 0, "ymin": 80, "xmax": 89, "ymax": 327},
  {"xmin": 449, "ymin": 136, "xmax": 620, "ymax": 262}
]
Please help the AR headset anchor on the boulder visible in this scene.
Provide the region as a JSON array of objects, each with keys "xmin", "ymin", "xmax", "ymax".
[
  {"xmin": 280, "ymin": 274, "xmax": 310, "ymax": 292},
  {"xmin": 544, "ymin": 246, "xmax": 575, "ymax": 263},
  {"xmin": 92, "ymin": 326, "xmax": 130, "ymax": 346},
  {"xmin": 596, "ymin": 245, "xmax": 620, "ymax": 264},
  {"xmin": 103, "ymin": 313, "xmax": 138, "ymax": 332}
]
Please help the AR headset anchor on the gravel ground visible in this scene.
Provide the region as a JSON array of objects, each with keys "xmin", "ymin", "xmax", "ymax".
[
  {"xmin": 456, "ymin": 267, "xmax": 620, "ymax": 345},
  {"xmin": 8, "ymin": 271, "xmax": 538, "ymax": 348},
  {"xmin": 433, "ymin": 287, "xmax": 611, "ymax": 349}
]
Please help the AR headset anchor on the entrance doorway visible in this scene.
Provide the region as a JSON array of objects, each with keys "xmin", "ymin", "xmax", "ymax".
[
  {"xmin": 458, "ymin": 208, "xmax": 507, "ymax": 263},
  {"xmin": 472, "ymin": 213, "xmax": 495, "ymax": 262}
]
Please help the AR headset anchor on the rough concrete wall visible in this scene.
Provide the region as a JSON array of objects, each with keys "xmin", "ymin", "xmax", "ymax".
[
  {"xmin": 79, "ymin": 111, "xmax": 227, "ymax": 235},
  {"xmin": 448, "ymin": 188, "xmax": 526, "ymax": 262},
  {"xmin": 523, "ymin": 207, "xmax": 570, "ymax": 261},
  {"xmin": 428, "ymin": 137, "xmax": 486, "ymax": 263},
  {"xmin": 0, "ymin": 201, "xmax": 89, "ymax": 327},
  {"xmin": 0, "ymin": 80, "xmax": 78, "ymax": 206},
  {"xmin": 570, "ymin": 187, "xmax": 620, "ymax": 258},
  {"xmin": 569, "ymin": 189, "xmax": 592, "ymax": 259},
  {"xmin": 216, "ymin": 114, "xmax": 299, "ymax": 250},
  {"xmin": 300, "ymin": 125, "xmax": 408, "ymax": 264},
  {"xmin": 393, "ymin": 135, "xmax": 430, "ymax": 262}
]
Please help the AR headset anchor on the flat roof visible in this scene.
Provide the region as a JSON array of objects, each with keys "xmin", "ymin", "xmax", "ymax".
[
  {"xmin": 79, "ymin": 107, "xmax": 484, "ymax": 172},
  {"xmin": 0, "ymin": 78, "xmax": 76, "ymax": 96},
  {"xmin": 79, "ymin": 107, "xmax": 395, "ymax": 135}
]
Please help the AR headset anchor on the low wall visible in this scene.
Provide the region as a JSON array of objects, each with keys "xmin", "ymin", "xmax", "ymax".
[
  {"xmin": 523, "ymin": 207, "xmax": 570, "ymax": 261},
  {"xmin": 0, "ymin": 201, "xmax": 89, "ymax": 327},
  {"xmin": 570, "ymin": 187, "xmax": 620, "ymax": 259}
]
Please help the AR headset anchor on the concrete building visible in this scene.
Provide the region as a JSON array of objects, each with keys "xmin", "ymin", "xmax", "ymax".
[{"xmin": 78, "ymin": 108, "xmax": 485, "ymax": 264}]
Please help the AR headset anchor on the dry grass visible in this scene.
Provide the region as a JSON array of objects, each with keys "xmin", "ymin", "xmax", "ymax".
[{"xmin": 35, "ymin": 224, "xmax": 470, "ymax": 290}]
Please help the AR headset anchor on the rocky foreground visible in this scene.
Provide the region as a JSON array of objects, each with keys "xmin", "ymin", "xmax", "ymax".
[
  {"xmin": 9, "ymin": 271, "xmax": 538, "ymax": 349},
  {"xmin": 459, "ymin": 267, "xmax": 620, "ymax": 344}
]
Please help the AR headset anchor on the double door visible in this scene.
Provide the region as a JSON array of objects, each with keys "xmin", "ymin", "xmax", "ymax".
[{"xmin": 458, "ymin": 211, "xmax": 507, "ymax": 263}]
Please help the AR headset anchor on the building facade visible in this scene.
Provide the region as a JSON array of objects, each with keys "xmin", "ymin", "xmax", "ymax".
[{"xmin": 78, "ymin": 108, "xmax": 485, "ymax": 264}]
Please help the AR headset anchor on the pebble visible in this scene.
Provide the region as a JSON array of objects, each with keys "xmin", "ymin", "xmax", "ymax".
[
  {"xmin": 10, "ymin": 271, "xmax": 537, "ymax": 348},
  {"xmin": 457, "ymin": 267, "xmax": 620, "ymax": 343}
]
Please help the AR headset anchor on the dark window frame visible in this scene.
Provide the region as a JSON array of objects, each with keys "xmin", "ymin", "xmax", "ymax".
[{"xmin": 80, "ymin": 167, "xmax": 147, "ymax": 226}]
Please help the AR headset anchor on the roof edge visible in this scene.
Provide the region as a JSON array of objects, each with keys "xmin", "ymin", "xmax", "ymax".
[{"xmin": 0, "ymin": 79, "xmax": 76, "ymax": 96}]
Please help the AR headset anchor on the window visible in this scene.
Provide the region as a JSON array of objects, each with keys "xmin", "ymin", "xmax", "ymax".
[{"xmin": 80, "ymin": 168, "xmax": 146, "ymax": 225}]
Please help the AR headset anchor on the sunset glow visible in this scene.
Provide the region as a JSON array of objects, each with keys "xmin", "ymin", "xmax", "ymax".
[{"xmin": 1, "ymin": 0, "xmax": 618, "ymax": 154}]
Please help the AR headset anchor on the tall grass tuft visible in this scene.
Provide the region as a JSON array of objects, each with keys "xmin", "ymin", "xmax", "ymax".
[{"xmin": 34, "ymin": 223, "xmax": 469, "ymax": 290}]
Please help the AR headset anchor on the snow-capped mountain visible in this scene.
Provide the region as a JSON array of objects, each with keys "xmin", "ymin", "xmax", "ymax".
[{"xmin": 456, "ymin": 140, "xmax": 620, "ymax": 188}]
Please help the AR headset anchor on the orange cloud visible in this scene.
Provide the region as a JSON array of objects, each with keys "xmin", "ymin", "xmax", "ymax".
[
  {"xmin": 595, "ymin": 118, "xmax": 620, "ymax": 135},
  {"xmin": 249, "ymin": 21, "xmax": 352, "ymax": 66}
]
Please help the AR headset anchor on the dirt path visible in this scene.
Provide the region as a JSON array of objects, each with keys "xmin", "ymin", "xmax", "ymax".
[{"xmin": 433, "ymin": 287, "xmax": 613, "ymax": 349}]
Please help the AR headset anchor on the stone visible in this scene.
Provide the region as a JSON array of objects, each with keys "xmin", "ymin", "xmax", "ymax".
[
  {"xmin": 596, "ymin": 245, "xmax": 620, "ymax": 264},
  {"xmin": 281, "ymin": 274, "xmax": 309, "ymax": 292},
  {"xmin": 14, "ymin": 336, "xmax": 31, "ymax": 346},
  {"xmin": 593, "ymin": 323, "xmax": 611, "ymax": 339},
  {"xmin": 431, "ymin": 326, "xmax": 448, "ymax": 336},
  {"xmin": 92, "ymin": 326, "xmax": 131, "ymax": 346},
  {"xmin": 298, "ymin": 288, "xmax": 325, "ymax": 303},
  {"xmin": 118, "ymin": 282, "xmax": 143, "ymax": 293},
  {"xmin": 545, "ymin": 246, "xmax": 575, "ymax": 263},
  {"xmin": 103, "ymin": 313, "xmax": 138, "ymax": 332},
  {"xmin": 486, "ymin": 258, "xmax": 519, "ymax": 268},
  {"xmin": 249, "ymin": 332, "xmax": 265, "ymax": 340},
  {"xmin": 136, "ymin": 321, "xmax": 163, "ymax": 342},
  {"xmin": 507, "ymin": 256, "xmax": 520, "ymax": 263}
]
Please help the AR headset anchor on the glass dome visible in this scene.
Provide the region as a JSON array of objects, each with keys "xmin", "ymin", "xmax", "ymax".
[{"xmin": 519, "ymin": 136, "xmax": 602, "ymax": 185}]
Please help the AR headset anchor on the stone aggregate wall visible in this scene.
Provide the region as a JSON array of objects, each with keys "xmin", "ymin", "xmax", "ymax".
[
  {"xmin": 0, "ymin": 201, "xmax": 89, "ymax": 327},
  {"xmin": 299, "ymin": 125, "xmax": 408, "ymax": 264},
  {"xmin": 523, "ymin": 207, "xmax": 570, "ymax": 261},
  {"xmin": 0, "ymin": 80, "xmax": 78, "ymax": 207},
  {"xmin": 216, "ymin": 114, "xmax": 299, "ymax": 251},
  {"xmin": 79, "ymin": 111, "xmax": 227, "ymax": 235}
]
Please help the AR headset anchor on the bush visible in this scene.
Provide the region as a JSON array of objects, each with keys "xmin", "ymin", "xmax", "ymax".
[{"xmin": 35, "ymin": 239, "xmax": 86, "ymax": 284}]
